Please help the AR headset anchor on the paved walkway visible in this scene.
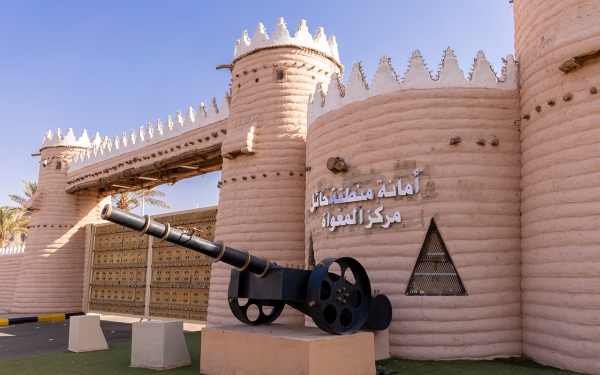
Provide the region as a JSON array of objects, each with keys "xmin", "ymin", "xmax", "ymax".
[{"xmin": 0, "ymin": 314, "xmax": 205, "ymax": 360}]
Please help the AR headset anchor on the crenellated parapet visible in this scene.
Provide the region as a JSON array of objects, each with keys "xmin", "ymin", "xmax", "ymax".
[
  {"xmin": 67, "ymin": 93, "xmax": 230, "ymax": 173},
  {"xmin": 233, "ymin": 18, "xmax": 341, "ymax": 69},
  {"xmin": 0, "ymin": 245, "xmax": 25, "ymax": 255},
  {"xmin": 41, "ymin": 128, "xmax": 92, "ymax": 150},
  {"xmin": 308, "ymin": 48, "xmax": 517, "ymax": 125}
]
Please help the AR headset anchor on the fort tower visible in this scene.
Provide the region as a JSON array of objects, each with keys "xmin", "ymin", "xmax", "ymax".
[{"xmin": 207, "ymin": 18, "xmax": 341, "ymax": 326}]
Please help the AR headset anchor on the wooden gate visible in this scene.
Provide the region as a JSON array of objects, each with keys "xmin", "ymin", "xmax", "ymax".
[{"xmin": 87, "ymin": 206, "xmax": 217, "ymax": 321}]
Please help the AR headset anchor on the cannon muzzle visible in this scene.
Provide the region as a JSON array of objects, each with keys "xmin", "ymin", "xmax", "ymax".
[{"xmin": 101, "ymin": 205, "xmax": 273, "ymax": 277}]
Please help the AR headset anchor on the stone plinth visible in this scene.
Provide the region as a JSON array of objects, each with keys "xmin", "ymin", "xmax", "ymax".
[
  {"xmin": 131, "ymin": 321, "xmax": 191, "ymax": 370},
  {"xmin": 68, "ymin": 315, "xmax": 108, "ymax": 352},
  {"xmin": 364, "ymin": 329, "xmax": 390, "ymax": 361},
  {"xmin": 200, "ymin": 325, "xmax": 375, "ymax": 375}
]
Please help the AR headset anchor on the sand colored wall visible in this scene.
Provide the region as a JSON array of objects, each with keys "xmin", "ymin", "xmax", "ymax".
[
  {"xmin": 514, "ymin": 1, "xmax": 600, "ymax": 373},
  {"xmin": 10, "ymin": 146, "xmax": 109, "ymax": 313},
  {"xmin": 306, "ymin": 85, "xmax": 521, "ymax": 359},
  {"xmin": 208, "ymin": 46, "xmax": 339, "ymax": 326},
  {"xmin": 0, "ymin": 252, "xmax": 24, "ymax": 312}
]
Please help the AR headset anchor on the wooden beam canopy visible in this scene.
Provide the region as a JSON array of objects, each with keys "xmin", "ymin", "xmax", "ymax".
[{"xmin": 66, "ymin": 144, "xmax": 223, "ymax": 196}]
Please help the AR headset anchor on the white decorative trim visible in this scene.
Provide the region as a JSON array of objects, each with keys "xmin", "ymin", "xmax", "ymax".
[
  {"xmin": 307, "ymin": 48, "xmax": 518, "ymax": 126},
  {"xmin": 233, "ymin": 18, "xmax": 341, "ymax": 66},
  {"xmin": 0, "ymin": 245, "xmax": 25, "ymax": 255},
  {"xmin": 66, "ymin": 92, "xmax": 230, "ymax": 173},
  {"xmin": 41, "ymin": 128, "xmax": 91, "ymax": 150}
]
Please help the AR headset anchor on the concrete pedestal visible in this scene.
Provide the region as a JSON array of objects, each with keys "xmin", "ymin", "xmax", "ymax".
[
  {"xmin": 68, "ymin": 315, "xmax": 108, "ymax": 352},
  {"xmin": 201, "ymin": 325, "xmax": 376, "ymax": 375},
  {"xmin": 364, "ymin": 328, "xmax": 390, "ymax": 361},
  {"xmin": 131, "ymin": 320, "xmax": 192, "ymax": 370}
]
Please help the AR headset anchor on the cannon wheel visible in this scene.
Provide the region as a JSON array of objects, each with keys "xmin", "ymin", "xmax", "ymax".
[
  {"xmin": 228, "ymin": 298, "xmax": 285, "ymax": 325},
  {"xmin": 306, "ymin": 257, "xmax": 371, "ymax": 334}
]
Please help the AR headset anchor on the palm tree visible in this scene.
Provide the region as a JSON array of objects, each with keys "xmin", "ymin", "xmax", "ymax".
[
  {"xmin": 112, "ymin": 191, "xmax": 141, "ymax": 212},
  {"xmin": 0, "ymin": 207, "xmax": 29, "ymax": 247},
  {"xmin": 9, "ymin": 180, "xmax": 38, "ymax": 211},
  {"xmin": 111, "ymin": 188, "xmax": 170, "ymax": 214}
]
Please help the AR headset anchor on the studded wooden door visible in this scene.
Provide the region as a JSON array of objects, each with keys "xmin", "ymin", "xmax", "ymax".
[{"xmin": 88, "ymin": 206, "xmax": 217, "ymax": 321}]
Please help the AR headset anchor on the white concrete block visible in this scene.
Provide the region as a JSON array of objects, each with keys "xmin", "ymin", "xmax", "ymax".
[
  {"xmin": 68, "ymin": 315, "xmax": 108, "ymax": 352},
  {"xmin": 130, "ymin": 320, "xmax": 192, "ymax": 370}
]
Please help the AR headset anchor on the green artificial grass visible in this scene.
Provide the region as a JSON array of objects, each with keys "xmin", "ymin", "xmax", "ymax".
[
  {"xmin": 377, "ymin": 356, "xmax": 582, "ymax": 375},
  {"xmin": 0, "ymin": 332, "xmax": 201, "ymax": 375},
  {"xmin": 0, "ymin": 331, "xmax": 583, "ymax": 375}
]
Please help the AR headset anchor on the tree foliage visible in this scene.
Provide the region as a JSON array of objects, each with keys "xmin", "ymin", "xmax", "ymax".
[
  {"xmin": 0, "ymin": 207, "xmax": 29, "ymax": 247},
  {"xmin": 9, "ymin": 180, "xmax": 38, "ymax": 210},
  {"xmin": 111, "ymin": 189, "xmax": 170, "ymax": 212}
]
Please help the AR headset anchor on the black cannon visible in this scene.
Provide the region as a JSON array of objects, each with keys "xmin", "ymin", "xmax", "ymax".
[{"xmin": 101, "ymin": 205, "xmax": 392, "ymax": 334}]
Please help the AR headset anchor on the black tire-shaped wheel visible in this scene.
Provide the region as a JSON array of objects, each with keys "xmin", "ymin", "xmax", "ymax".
[
  {"xmin": 307, "ymin": 257, "xmax": 371, "ymax": 334},
  {"xmin": 228, "ymin": 298, "xmax": 285, "ymax": 325}
]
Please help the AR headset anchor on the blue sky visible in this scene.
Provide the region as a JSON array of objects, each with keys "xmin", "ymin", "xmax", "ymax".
[{"xmin": 0, "ymin": 1, "xmax": 514, "ymax": 216}]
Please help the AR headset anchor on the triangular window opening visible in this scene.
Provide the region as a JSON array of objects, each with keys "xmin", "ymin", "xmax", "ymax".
[{"xmin": 406, "ymin": 219, "xmax": 467, "ymax": 296}]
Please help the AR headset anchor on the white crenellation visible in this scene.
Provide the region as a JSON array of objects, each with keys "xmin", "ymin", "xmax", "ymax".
[
  {"xmin": 233, "ymin": 18, "xmax": 341, "ymax": 66},
  {"xmin": 344, "ymin": 62, "xmax": 369, "ymax": 105},
  {"xmin": 469, "ymin": 50, "xmax": 499, "ymax": 88},
  {"xmin": 322, "ymin": 73, "xmax": 344, "ymax": 114},
  {"xmin": 402, "ymin": 50, "xmax": 435, "ymax": 89},
  {"xmin": 328, "ymin": 35, "xmax": 340, "ymax": 63},
  {"xmin": 307, "ymin": 48, "xmax": 518, "ymax": 127},
  {"xmin": 138, "ymin": 126, "xmax": 146, "ymax": 143},
  {"xmin": 307, "ymin": 82, "xmax": 326, "ymax": 125},
  {"xmin": 156, "ymin": 119, "xmax": 163, "ymax": 136},
  {"xmin": 196, "ymin": 103, "xmax": 207, "ymax": 127},
  {"xmin": 0, "ymin": 245, "xmax": 25, "ymax": 255},
  {"xmin": 90, "ymin": 132, "xmax": 101, "ymax": 149},
  {"xmin": 500, "ymin": 54, "xmax": 518, "ymax": 86},
  {"xmin": 437, "ymin": 47, "xmax": 468, "ymax": 87},
  {"xmin": 66, "ymin": 93, "xmax": 231, "ymax": 173},
  {"xmin": 370, "ymin": 55, "xmax": 399, "ymax": 96},
  {"xmin": 113, "ymin": 135, "xmax": 120, "ymax": 151},
  {"xmin": 175, "ymin": 110, "xmax": 184, "ymax": 128},
  {"xmin": 183, "ymin": 107, "xmax": 195, "ymax": 128},
  {"xmin": 294, "ymin": 19, "xmax": 312, "ymax": 44},
  {"xmin": 41, "ymin": 128, "xmax": 91, "ymax": 150},
  {"xmin": 147, "ymin": 123, "xmax": 153, "ymax": 140},
  {"xmin": 206, "ymin": 97, "xmax": 219, "ymax": 123}
]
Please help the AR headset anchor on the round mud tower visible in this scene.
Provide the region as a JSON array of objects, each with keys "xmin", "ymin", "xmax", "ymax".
[
  {"xmin": 207, "ymin": 45, "xmax": 340, "ymax": 326},
  {"xmin": 514, "ymin": 0, "xmax": 600, "ymax": 372}
]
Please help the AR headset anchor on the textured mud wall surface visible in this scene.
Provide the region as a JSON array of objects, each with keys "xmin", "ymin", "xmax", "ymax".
[
  {"xmin": 0, "ymin": 253, "xmax": 24, "ymax": 312},
  {"xmin": 306, "ymin": 88, "xmax": 521, "ymax": 359},
  {"xmin": 515, "ymin": 1, "xmax": 600, "ymax": 373},
  {"xmin": 10, "ymin": 147, "xmax": 108, "ymax": 313},
  {"xmin": 208, "ymin": 47, "xmax": 339, "ymax": 326}
]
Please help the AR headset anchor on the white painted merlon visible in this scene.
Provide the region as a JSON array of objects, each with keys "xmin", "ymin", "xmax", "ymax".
[
  {"xmin": 307, "ymin": 48, "xmax": 518, "ymax": 126},
  {"xmin": 233, "ymin": 18, "xmax": 341, "ymax": 66}
]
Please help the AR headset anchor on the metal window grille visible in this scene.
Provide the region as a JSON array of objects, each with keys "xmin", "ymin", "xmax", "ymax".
[{"xmin": 405, "ymin": 219, "xmax": 467, "ymax": 296}]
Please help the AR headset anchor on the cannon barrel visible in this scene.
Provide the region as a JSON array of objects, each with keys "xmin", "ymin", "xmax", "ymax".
[{"xmin": 101, "ymin": 205, "xmax": 274, "ymax": 277}]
